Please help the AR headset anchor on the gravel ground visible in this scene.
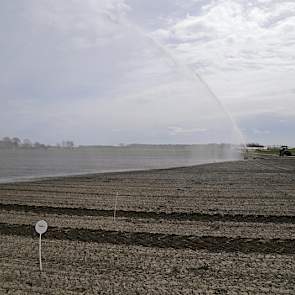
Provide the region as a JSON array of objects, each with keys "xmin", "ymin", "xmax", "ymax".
[{"xmin": 0, "ymin": 157, "xmax": 295, "ymax": 294}]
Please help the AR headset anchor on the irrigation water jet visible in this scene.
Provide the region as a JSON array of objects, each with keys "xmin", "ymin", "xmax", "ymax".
[{"xmin": 1, "ymin": 1, "xmax": 245, "ymax": 178}]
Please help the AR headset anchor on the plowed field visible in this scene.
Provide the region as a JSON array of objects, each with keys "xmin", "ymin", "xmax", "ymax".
[{"xmin": 1, "ymin": 157, "xmax": 295, "ymax": 294}]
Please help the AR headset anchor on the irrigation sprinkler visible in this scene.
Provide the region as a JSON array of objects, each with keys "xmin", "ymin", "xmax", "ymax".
[
  {"xmin": 113, "ymin": 192, "xmax": 119, "ymax": 222},
  {"xmin": 35, "ymin": 220, "xmax": 48, "ymax": 272}
]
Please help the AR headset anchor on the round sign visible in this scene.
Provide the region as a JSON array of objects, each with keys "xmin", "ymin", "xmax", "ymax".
[{"xmin": 35, "ymin": 220, "xmax": 48, "ymax": 235}]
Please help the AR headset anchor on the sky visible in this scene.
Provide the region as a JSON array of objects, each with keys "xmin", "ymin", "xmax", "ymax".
[{"xmin": 1, "ymin": 0, "xmax": 294, "ymax": 146}]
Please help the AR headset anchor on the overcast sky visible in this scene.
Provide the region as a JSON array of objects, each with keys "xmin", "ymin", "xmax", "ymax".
[{"xmin": 1, "ymin": 0, "xmax": 294, "ymax": 145}]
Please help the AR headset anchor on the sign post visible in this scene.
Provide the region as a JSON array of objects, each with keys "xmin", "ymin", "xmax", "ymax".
[
  {"xmin": 35, "ymin": 220, "xmax": 48, "ymax": 271},
  {"xmin": 113, "ymin": 192, "xmax": 118, "ymax": 222}
]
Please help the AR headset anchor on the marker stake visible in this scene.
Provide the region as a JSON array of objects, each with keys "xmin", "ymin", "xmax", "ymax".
[
  {"xmin": 39, "ymin": 234, "xmax": 42, "ymax": 271},
  {"xmin": 113, "ymin": 192, "xmax": 118, "ymax": 222},
  {"xmin": 35, "ymin": 220, "xmax": 48, "ymax": 272}
]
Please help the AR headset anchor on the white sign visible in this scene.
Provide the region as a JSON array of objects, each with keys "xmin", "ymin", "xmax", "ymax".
[{"xmin": 35, "ymin": 220, "xmax": 48, "ymax": 235}]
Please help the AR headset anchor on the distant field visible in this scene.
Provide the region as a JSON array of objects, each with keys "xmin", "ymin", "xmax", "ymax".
[
  {"xmin": 254, "ymin": 147, "xmax": 295, "ymax": 155},
  {"xmin": 0, "ymin": 144, "xmax": 241, "ymax": 183}
]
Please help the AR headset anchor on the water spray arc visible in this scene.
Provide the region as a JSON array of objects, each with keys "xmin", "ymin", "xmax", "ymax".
[
  {"xmin": 2, "ymin": 2, "xmax": 246, "ymax": 169},
  {"xmin": 124, "ymin": 20, "xmax": 246, "ymax": 148}
]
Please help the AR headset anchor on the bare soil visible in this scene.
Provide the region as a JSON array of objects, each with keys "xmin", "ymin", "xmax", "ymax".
[{"xmin": 0, "ymin": 157, "xmax": 295, "ymax": 294}]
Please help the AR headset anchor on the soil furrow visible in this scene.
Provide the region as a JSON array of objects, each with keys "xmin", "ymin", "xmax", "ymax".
[
  {"xmin": 0, "ymin": 222, "xmax": 294, "ymax": 254},
  {"xmin": 1, "ymin": 202, "xmax": 295, "ymax": 224}
]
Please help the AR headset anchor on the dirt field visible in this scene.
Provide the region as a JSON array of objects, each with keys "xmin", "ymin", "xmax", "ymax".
[{"xmin": 0, "ymin": 157, "xmax": 295, "ymax": 294}]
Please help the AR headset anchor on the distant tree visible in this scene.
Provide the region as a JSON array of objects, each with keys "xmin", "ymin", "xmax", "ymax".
[
  {"xmin": 12, "ymin": 137, "xmax": 21, "ymax": 147},
  {"xmin": 67, "ymin": 141, "xmax": 74, "ymax": 148},
  {"xmin": 62, "ymin": 140, "xmax": 74, "ymax": 149},
  {"xmin": 2, "ymin": 137, "xmax": 11, "ymax": 143},
  {"xmin": 33, "ymin": 142, "xmax": 47, "ymax": 149},
  {"xmin": 34, "ymin": 142, "xmax": 42, "ymax": 148},
  {"xmin": 1, "ymin": 137, "xmax": 13, "ymax": 148},
  {"xmin": 246, "ymin": 143, "xmax": 264, "ymax": 148},
  {"xmin": 0, "ymin": 137, "xmax": 51, "ymax": 149}
]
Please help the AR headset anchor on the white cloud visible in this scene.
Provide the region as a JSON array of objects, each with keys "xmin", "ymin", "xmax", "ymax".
[
  {"xmin": 28, "ymin": 0, "xmax": 130, "ymax": 49},
  {"xmin": 149, "ymin": 0, "xmax": 295, "ymax": 144},
  {"xmin": 154, "ymin": 0, "xmax": 295, "ymax": 74}
]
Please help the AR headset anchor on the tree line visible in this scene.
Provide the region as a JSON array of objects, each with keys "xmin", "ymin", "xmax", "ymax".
[{"xmin": 0, "ymin": 137, "xmax": 74, "ymax": 149}]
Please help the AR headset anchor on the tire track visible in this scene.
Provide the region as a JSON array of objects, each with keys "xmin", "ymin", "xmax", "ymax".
[
  {"xmin": 1, "ymin": 203, "xmax": 295, "ymax": 224},
  {"xmin": 0, "ymin": 222, "xmax": 294, "ymax": 254}
]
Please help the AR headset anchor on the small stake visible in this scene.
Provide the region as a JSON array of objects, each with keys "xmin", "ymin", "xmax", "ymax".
[
  {"xmin": 113, "ymin": 192, "xmax": 118, "ymax": 222},
  {"xmin": 35, "ymin": 220, "xmax": 48, "ymax": 272},
  {"xmin": 39, "ymin": 234, "xmax": 42, "ymax": 271}
]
